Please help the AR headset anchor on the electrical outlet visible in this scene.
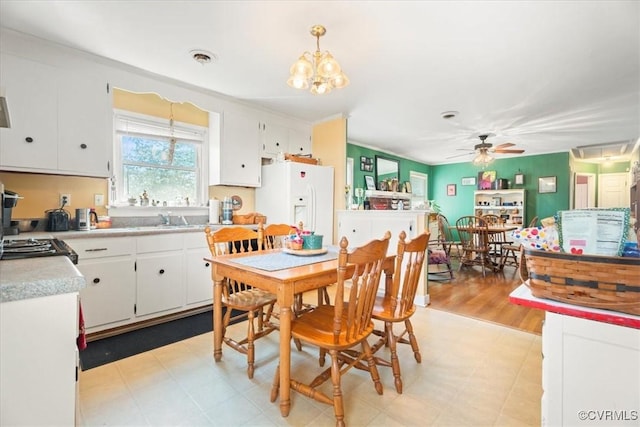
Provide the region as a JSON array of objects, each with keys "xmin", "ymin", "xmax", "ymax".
[
  {"xmin": 60, "ymin": 193, "xmax": 71, "ymax": 206},
  {"xmin": 94, "ymin": 193, "xmax": 105, "ymax": 206}
]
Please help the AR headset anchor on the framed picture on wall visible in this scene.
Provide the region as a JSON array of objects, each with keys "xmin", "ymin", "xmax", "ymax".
[
  {"xmin": 360, "ymin": 156, "xmax": 373, "ymax": 171},
  {"xmin": 447, "ymin": 184, "xmax": 457, "ymax": 196},
  {"xmin": 538, "ymin": 176, "xmax": 557, "ymax": 193},
  {"xmin": 515, "ymin": 173, "xmax": 525, "ymax": 185},
  {"xmin": 461, "ymin": 176, "xmax": 476, "ymax": 186},
  {"xmin": 365, "ymin": 175, "xmax": 376, "ymax": 190}
]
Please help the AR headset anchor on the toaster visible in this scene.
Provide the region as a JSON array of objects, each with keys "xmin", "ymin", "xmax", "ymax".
[{"xmin": 46, "ymin": 209, "xmax": 70, "ymax": 232}]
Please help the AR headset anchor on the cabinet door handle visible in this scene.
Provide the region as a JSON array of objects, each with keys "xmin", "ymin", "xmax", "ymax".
[
  {"xmin": 92, "ymin": 278, "xmax": 100, "ymax": 284},
  {"xmin": 205, "ymin": 262, "xmax": 210, "ymax": 267},
  {"xmin": 241, "ymin": 164, "xmax": 245, "ymax": 168},
  {"xmin": 85, "ymin": 248, "xmax": 108, "ymax": 252},
  {"xmin": 25, "ymin": 137, "xmax": 34, "ymax": 143},
  {"xmin": 159, "ymin": 269, "xmax": 165, "ymax": 274},
  {"xmin": 275, "ymin": 142, "xmax": 280, "ymax": 147},
  {"xmin": 80, "ymin": 143, "xmax": 88, "ymax": 149}
]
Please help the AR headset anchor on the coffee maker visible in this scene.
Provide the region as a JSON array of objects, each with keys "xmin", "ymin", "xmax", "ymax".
[{"xmin": 2, "ymin": 189, "xmax": 21, "ymax": 236}]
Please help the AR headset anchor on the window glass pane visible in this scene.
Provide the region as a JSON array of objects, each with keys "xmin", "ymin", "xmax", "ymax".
[
  {"xmin": 123, "ymin": 165, "xmax": 197, "ymax": 205},
  {"xmin": 122, "ymin": 136, "xmax": 197, "ymax": 168}
]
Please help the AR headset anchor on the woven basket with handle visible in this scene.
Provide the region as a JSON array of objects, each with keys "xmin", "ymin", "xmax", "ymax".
[{"xmin": 520, "ymin": 248, "xmax": 640, "ymax": 315}]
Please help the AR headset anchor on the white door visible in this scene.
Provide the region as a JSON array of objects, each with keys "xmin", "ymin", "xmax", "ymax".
[
  {"xmin": 598, "ymin": 173, "xmax": 629, "ymax": 208},
  {"xmin": 575, "ymin": 173, "xmax": 596, "ymax": 209}
]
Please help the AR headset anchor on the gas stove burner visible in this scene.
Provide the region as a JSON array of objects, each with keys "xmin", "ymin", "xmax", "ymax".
[{"xmin": 1, "ymin": 238, "xmax": 78, "ymax": 264}]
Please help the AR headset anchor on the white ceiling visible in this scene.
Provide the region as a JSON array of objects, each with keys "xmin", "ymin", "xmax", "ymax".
[{"xmin": 1, "ymin": 1, "xmax": 638, "ymax": 165}]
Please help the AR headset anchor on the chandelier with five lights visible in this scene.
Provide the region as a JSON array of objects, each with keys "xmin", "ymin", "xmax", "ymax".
[{"xmin": 287, "ymin": 25, "xmax": 349, "ymax": 95}]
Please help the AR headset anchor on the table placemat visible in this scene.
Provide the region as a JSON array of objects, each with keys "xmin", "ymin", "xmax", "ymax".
[{"xmin": 230, "ymin": 249, "xmax": 338, "ymax": 271}]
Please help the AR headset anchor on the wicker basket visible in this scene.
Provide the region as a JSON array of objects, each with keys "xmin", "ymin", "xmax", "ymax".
[
  {"xmin": 232, "ymin": 214, "xmax": 255, "ymax": 224},
  {"xmin": 520, "ymin": 248, "xmax": 640, "ymax": 315}
]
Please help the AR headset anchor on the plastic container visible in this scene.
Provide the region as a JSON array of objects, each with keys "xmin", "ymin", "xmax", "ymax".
[{"xmin": 222, "ymin": 197, "xmax": 233, "ymax": 225}]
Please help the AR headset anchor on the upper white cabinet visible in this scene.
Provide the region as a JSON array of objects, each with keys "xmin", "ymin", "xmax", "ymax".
[
  {"xmin": 211, "ymin": 111, "xmax": 261, "ymax": 187},
  {"xmin": 261, "ymin": 121, "xmax": 288, "ymax": 156},
  {"xmin": 0, "ymin": 53, "xmax": 111, "ymax": 177},
  {"xmin": 0, "ymin": 53, "xmax": 58, "ymax": 170},
  {"xmin": 57, "ymin": 70, "xmax": 111, "ymax": 176},
  {"xmin": 260, "ymin": 120, "xmax": 312, "ymax": 159},
  {"xmin": 288, "ymin": 128, "xmax": 312, "ymax": 156}
]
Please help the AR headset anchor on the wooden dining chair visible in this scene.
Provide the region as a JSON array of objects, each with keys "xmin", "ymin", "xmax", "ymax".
[
  {"xmin": 500, "ymin": 216, "xmax": 539, "ymax": 269},
  {"xmin": 482, "ymin": 214, "xmax": 512, "ymax": 261},
  {"xmin": 270, "ymin": 232, "xmax": 391, "ymax": 427},
  {"xmin": 204, "ymin": 224, "xmax": 277, "ymax": 379},
  {"xmin": 456, "ymin": 215, "xmax": 492, "ymax": 277},
  {"xmin": 436, "ymin": 214, "xmax": 462, "ymax": 260},
  {"xmin": 369, "ymin": 230, "xmax": 430, "ymax": 393}
]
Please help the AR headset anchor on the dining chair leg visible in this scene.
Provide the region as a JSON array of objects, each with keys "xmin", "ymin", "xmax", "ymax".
[
  {"xmin": 247, "ymin": 309, "xmax": 255, "ymax": 379},
  {"xmin": 362, "ymin": 340, "xmax": 384, "ymax": 395},
  {"xmin": 328, "ymin": 350, "xmax": 346, "ymax": 427},
  {"xmin": 270, "ymin": 364, "xmax": 280, "ymax": 402},
  {"xmin": 385, "ymin": 321, "xmax": 403, "ymax": 394},
  {"xmin": 404, "ymin": 319, "xmax": 422, "ymax": 363}
]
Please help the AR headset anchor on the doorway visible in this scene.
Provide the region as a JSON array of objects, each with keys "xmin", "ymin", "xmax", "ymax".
[{"xmin": 574, "ymin": 173, "xmax": 596, "ymax": 209}]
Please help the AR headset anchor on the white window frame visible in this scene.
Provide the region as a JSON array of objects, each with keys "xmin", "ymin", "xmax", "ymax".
[
  {"xmin": 410, "ymin": 171, "xmax": 428, "ymax": 209},
  {"xmin": 112, "ymin": 109, "xmax": 209, "ymax": 209}
]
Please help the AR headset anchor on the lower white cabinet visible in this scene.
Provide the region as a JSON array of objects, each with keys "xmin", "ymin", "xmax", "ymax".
[
  {"xmin": 68, "ymin": 237, "xmax": 135, "ymax": 330},
  {"xmin": 184, "ymin": 233, "xmax": 213, "ymax": 305},
  {"xmin": 337, "ymin": 210, "xmax": 431, "ymax": 305},
  {"xmin": 541, "ymin": 312, "xmax": 640, "ymax": 426},
  {"xmin": 135, "ymin": 234, "xmax": 184, "ymax": 316},
  {"xmin": 1, "ymin": 292, "xmax": 79, "ymax": 426},
  {"xmin": 66, "ymin": 231, "xmax": 210, "ymax": 334}
]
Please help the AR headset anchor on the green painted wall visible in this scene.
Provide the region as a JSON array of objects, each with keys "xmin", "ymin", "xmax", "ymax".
[
  {"xmin": 347, "ymin": 143, "xmax": 632, "ymax": 227},
  {"xmin": 346, "ymin": 144, "xmax": 431, "ymax": 192},
  {"xmin": 432, "ymin": 153, "xmax": 571, "ymax": 225}
]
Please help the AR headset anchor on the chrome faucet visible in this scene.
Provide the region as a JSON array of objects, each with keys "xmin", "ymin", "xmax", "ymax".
[
  {"xmin": 159, "ymin": 211, "xmax": 171, "ymax": 225},
  {"xmin": 178, "ymin": 215, "xmax": 188, "ymax": 225}
]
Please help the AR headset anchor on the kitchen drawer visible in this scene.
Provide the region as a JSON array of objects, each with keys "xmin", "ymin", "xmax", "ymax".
[
  {"xmin": 183, "ymin": 231, "xmax": 208, "ymax": 249},
  {"xmin": 136, "ymin": 234, "xmax": 183, "ymax": 253},
  {"xmin": 66, "ymin": 237, "xmax": 135, "ymax": 260}
]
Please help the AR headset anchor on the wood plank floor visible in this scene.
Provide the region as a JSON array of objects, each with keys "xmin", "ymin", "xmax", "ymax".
[{"xmin": 427, "ymin": 258, "xmax": 545, "ymax": 335}]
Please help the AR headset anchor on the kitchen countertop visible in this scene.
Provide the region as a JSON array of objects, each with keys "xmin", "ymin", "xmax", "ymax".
[
  {"xmin": 509, "ymin": 283, "xmax": 640, "ymax": 329},
  {"xmin": 5, "ymin": 223, "xmax": 261, "ymax": 240},
  {"xmin": 0, "ymin": 256, "xmax": 86, "ymax": 303}
]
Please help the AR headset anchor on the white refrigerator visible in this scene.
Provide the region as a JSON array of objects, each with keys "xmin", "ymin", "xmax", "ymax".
[{"xmin": 256, "ymin": 162, "xmax": 334, "ymax": 241}]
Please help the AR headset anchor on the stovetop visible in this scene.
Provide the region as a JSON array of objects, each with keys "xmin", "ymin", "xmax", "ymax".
[{"xmin": 1, "ymin": 238, "xmax": 78, "ymax": 264}]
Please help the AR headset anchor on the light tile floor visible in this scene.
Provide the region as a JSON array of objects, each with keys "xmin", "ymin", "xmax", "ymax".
[{"xmin": 78, "ymin": 307, "xmax": 542, "ymax": 426}]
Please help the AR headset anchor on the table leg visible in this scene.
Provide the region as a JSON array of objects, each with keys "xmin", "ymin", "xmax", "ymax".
[
  {"xmin": 213, "ymin": 270, "xmax": 223, "ymax": 362},
  {"xmin": 279, "ymin": 293, "xmax": 293, "ymax": 417}
]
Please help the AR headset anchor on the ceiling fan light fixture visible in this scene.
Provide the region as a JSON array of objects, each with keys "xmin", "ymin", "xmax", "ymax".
[
  {"xmin": 472, "ymin": 149, "xmax": 494, "ymax": 167},
  {"xmin": 287, "ymin": 25, "xmax": 348, "ymax": 95}
]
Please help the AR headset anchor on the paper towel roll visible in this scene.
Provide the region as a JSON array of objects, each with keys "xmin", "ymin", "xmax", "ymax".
[{"xmin": 209, "ymin": 199, "xmax": 221, "ymax": 224}]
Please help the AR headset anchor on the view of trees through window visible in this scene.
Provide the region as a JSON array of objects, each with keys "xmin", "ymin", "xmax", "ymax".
[
  {"xmin": 115, "ymin": 112, "xmax": 206, "ymax": 207},
  {"xmin": 121, "ymin": 135, "xmax": 198, "ymax": 206}
]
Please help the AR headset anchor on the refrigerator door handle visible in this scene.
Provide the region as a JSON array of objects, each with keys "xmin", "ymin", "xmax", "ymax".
[{"xmin": 308, "ymin": 184, "xmax": 316, "ymax": 232}]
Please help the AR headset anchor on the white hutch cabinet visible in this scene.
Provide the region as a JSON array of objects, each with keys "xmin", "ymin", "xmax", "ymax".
[
  {"xmin": 474, "ymin": 189, "xmax": 526, "ymax": 225},
  {"xmin": 337, "ymin": 210, "xmax": 432, "ymax": 306}
]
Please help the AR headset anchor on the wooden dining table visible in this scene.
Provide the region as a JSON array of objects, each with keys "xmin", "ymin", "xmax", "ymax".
[
  {"xmin": 206, "ymin": 248, "xmax": 396, "ymax": 417},
  {"xmin": 452, "ymin": 224, "xmax": 519, "ymax": 271}
]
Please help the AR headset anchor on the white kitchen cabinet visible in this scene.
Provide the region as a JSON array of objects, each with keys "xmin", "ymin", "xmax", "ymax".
[
  {"xmin": 135, "ymin": 234, "xmax": 185, "ymax": 317},
  {"xmin": 541, "ymin": 312, "xmax": 640, "ymax": 426},
  {"xmin": 57, "ymin": 70, "xmax": 111, "ymax": 177},
  {"xmin": 261, "ymin": 121, "xmax": 288, "ymax": 156},
  {"xmin": 67, "ymin": 237, "xmax": 136, "ymax": 330},
  {"xmin": 0, "ymin": 53, "xmax": 58, "ymax": 170},
  {"xmin": 288, "ymin": 128, "xmax": 312, "ymax": 156},
  {"xmin": 474, "ymin": 189, "xmax": 526, "ymax": 225},
  {"xmin": 0, "ymin": 52, "xmax": 112, "ymax": 177},
  {"xmin": 211, "ymin": 110, "xmax": 261, "ymax": 187},
  {"xmin": 337, "ymin": 210, "xmax": 431, "ymax": 306},
  {"xmin": 1, "ymin": 292, "xmax": 78, "ymax": 426},
  {"xmin": 184, "ymin": 233, "xmax": 212, "ymax": 305}
]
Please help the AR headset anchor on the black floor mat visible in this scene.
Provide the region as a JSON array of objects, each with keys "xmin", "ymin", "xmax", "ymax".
[{"xmin": 79, "ymin": 310, "xmax": 216, "ymax": 370}]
